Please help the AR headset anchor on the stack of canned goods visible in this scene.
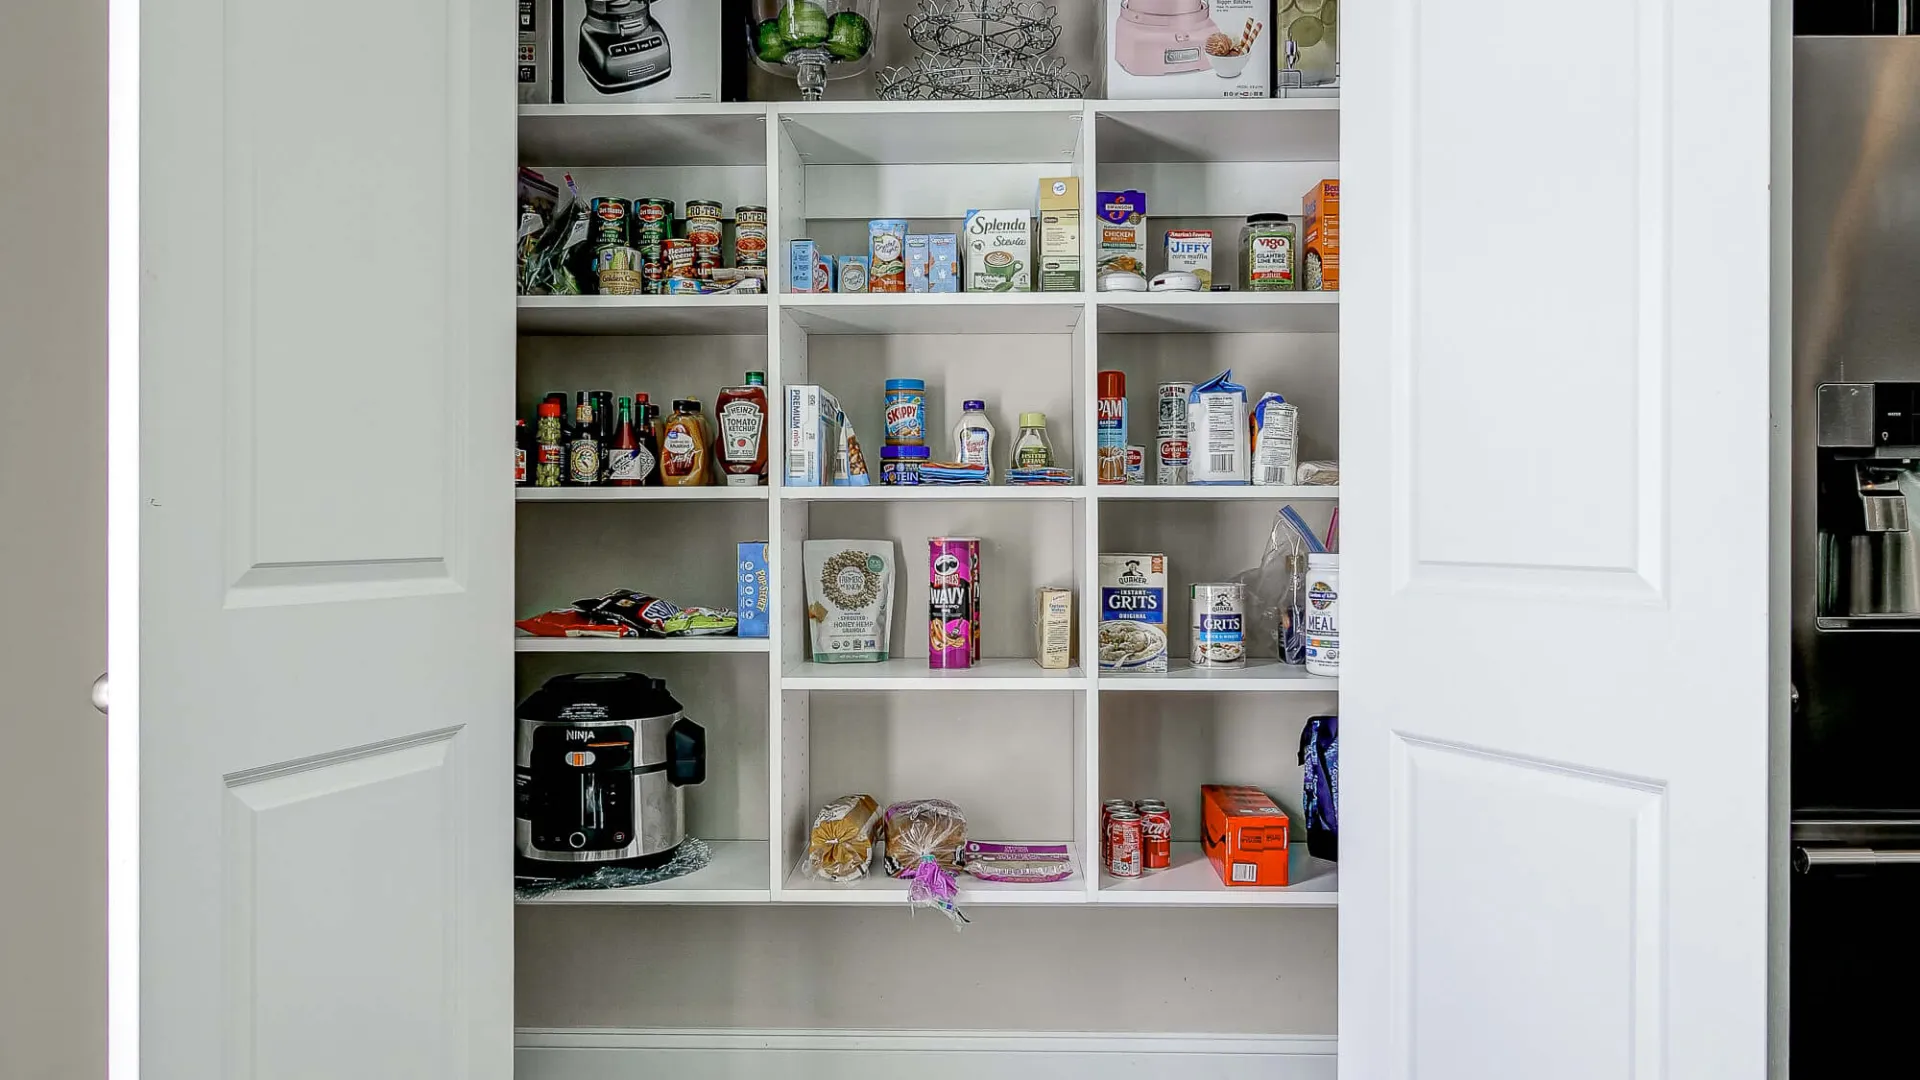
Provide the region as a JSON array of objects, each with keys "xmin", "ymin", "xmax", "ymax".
[
  {"xmin": 1102, "ymin": 797, "xmax": 1172, "ymax": 878},
  {"xmin": 1157, "ymin": 381, "xmax": 1193, "ymax": 486}
]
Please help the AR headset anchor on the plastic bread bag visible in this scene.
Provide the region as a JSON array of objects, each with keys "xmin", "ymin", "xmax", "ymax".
[
  {"xmin": 881, "ymin": 799, "xmax": 968, "ymax": 925},
  {"xmin": 807, "ymin": 794, "xmax": 881, "ymax": 882}
]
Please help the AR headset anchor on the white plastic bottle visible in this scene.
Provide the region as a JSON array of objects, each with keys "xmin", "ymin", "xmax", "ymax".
[
  {"xmin": 951, "ymin": 399, "xmax": 996, "ymax": 481},
  {"xmin": 1304, "ymin": 553, "xmax": 1340, "ymax": 677}
]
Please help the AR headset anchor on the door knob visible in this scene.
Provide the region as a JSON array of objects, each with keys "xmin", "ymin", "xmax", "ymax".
[{"xmin": 91, "ymin": 674, "xmax": 109, "ymax": 715}]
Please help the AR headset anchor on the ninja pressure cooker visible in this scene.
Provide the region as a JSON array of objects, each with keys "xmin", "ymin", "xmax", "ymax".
[{"xmin": 515, "ymin": 672, "xmax": 706, "ymax": 874}]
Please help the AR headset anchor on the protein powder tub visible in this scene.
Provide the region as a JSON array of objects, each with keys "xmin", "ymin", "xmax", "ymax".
[{"xmin": 1304, "ymin": 553, "xmax": 1339, "ymax": 677}]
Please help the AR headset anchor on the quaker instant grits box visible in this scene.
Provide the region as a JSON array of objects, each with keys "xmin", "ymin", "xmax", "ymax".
[{"xmin": 963, "ymin": 209, "xmax": 1032, "ymax": 293}]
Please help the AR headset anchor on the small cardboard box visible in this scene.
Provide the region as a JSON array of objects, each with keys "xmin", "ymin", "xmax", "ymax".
[
  {"xmin": 1303, "ymin": 179, "xmax": 1339, "ymax": 291},
  {"xmin": 1165, "ymin": 229, "xmax": 1213, "ymax": 289},
  {"xmin": 905, "ymin": 234, "xmax": 931, "ymax": 293},
  {"xmin": 784, "ymin": 385, "xmax": 841, "ymax": 487},
  {"xmin": 558, "ymin": 0, "xmax": 719, "ymax": 103},
  {"xmin": 1034, "ymin": 587, "xmax": 1073, "ymax": 669},
  {"xmin": 836, "ymin": 256, "xmax": 871, "ymax": 294},
  {"xmin": 1037, "ymin": 177, "xmax": 1081, "ymax": 293},
  {"xmin": 963, "ymin": 209, "xmax": 1032, "ymax": 293},
  {"xmin": 788, "ymin": 240, "xmax": 832, "ymax": 294},
  {"xmin": 928, "ymin": 234, "xmax": 960, "ymax": 293},
  {"xmin": 1202, "ymin": 784, "xmax": 1291, "ymax": 886},
  {"xmin": 736, "ymin": 542, "xmax": 769, "ymax": 638}
]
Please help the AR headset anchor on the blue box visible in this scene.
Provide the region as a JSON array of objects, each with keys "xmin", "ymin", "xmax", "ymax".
[
  {"xmin": 736, "ymin": 542, "xmax": 769, "ymax": 638},
  {"xmin": 905, "ymin": 234, "xmax": 931, "ymax": 293},
  {"xmin": 928, "ymin": 233, "xmax": 959, "ymax": 293},
  {"xmin": 788, "ymin": 239, "xmax": 832, "ymax": 293}
]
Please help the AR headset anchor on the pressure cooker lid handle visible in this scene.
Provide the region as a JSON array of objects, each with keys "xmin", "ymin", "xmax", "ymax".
[{"xmin": 668, "ymin": 716, "xmax": 706, "ymax": 787}]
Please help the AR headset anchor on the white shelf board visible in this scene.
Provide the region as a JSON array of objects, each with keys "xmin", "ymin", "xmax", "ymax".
[
  {"xmin": 781, "ymin": 845, "xmax": 1087, "ymax": 905},
  {"xmin": 1097, "ymin": 843, "xmax": 1338, "ymax": 906},
  {"xmin": 781, "ymin": 485, "xmax": 1086, "ymax": 502},
  {"xmin": 775, "ymin": 99, "xmax": 1084, "ymax": 166},
  {"xmin": 782, "ymin": 657, "xmax": 1088, "ymax": 691},
  {"xmin": 1098, "ymin": 658, "xmax": 1338, "ymax": 692},
  {"xmin": 516, "ymin": 485, "xmax": 769, "ymax": 502},
  {"xmin": 1096, "ymin": 484, "xmax": 1338, "ymax": 501},
  {"xmin": 514, "ymin": 636, "xmax": 771, "ymax": 654},
  {"xmin": 779, "ymin": 292, "xmax": 1087, "ymax": 335},
  {"xmin": 517, "ymin": 840, "xmax": 772, "ymax": 904},
  {"xmin": 1095, "ymin": 292, "xmax": 1339, "ymax": 334},
  {"xmin": 1094, "ymin": 98, "xmax": 1340, "ymax": 163},
  {"xmin": 517, "ymin": 104, "xmax": 770, "ymax": 167},
  {"xmin": 517, "ymin": 295, "xmax": 769, "ymax": 337}
]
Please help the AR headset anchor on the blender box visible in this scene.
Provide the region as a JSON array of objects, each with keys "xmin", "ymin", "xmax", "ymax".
[
  {"xmin": 518, "ymin": 0, "xmax": 554, "ymax": 103},
  {"xmin": 736, "ymin": 542, "xmax": 769, "ymax": 638},
  {"xmin": 1102, "ymin": 0, "xmax": 1273, "ymax": 100},
  {"xmin": 1303, "ymin": 178, "xmax": 1339, "ymax": 291},
  {"xmin": 1202, "ymin": 784, "xmax": 1291, "ymax": 886},
  {"xmin": 558, "ymin": 0, "xmax": 719, "ymax": 104}
]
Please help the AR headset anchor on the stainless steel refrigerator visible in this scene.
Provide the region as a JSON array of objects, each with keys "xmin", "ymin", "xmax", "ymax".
[{"xmin": 1792, "ymin": 32, "xmax": 1920, "ymax": 1076}]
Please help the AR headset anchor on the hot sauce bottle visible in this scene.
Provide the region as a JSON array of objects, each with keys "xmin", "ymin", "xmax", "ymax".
[
  {"xmin": 714, "ymin": 370, "xmax": 769, "ymax": 487},
  {"xmin": 632, "ymin": 393, "xmax": 662, "ymax": 486},
  {"xmin": 661, "ymin": 399, "xmax": 711, "ymax": 486}
]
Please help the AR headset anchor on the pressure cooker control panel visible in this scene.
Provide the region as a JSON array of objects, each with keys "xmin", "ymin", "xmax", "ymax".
[{"xmin": 519, "ymin": 723, "xmax": 636, "ymax": 854}]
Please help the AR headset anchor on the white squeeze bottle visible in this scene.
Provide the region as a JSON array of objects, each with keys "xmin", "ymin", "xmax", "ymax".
[{"xmin": 952, "ymin": 399, "xmax": 996, "ymax": 481}]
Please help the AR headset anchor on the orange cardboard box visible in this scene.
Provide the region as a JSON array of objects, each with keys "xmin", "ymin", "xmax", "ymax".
[
  {"xmin": 1303, "ymin": 179, "xmax": 1339, "ymax": 292},
  {"xmin": 1202, "ymin": 784, "xmax": 1291, "ymax": 887}
]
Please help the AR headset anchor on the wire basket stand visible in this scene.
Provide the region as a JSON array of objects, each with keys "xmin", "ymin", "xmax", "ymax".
[{"xmin": 878, "ymin": 0, "xmax": 1089, "ymax": 101}]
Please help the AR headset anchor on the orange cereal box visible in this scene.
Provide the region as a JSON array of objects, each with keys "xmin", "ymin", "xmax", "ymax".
[
  {"xmin": 1202, "ymin": 784, "xmax": 1290, "ymax": 886},
  {"xmin": 1303, "ymin": 179, "xmax": 1339, "ymax": 292}
]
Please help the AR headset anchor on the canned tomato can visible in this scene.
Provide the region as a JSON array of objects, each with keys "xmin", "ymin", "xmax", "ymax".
[
  {"xmin": 1136, "ymin": 802, "xmax": 1172, "ymax": 870},
  {"xmin": 1157, "ymin": 382, "xmax": 1193, "ymax": 436},
  {"xmin": 634, "ymin": 198, "xmax": 674, "ymax": 293},
  {"xmin": 734, "ymin": 205, "xmax": 768, "ymax": 270},
  {"xmin": 662, "ymin": 238, "xmax": 697, "ymax": 281},
  {"xmin": 1125, "ymin": 445, "xmax": 1145, "ymax": 484},
  {"xmin": 1106, "ymin": 809, "xmax": 1144, "ymax": 878},
  {"xmin": 1191, "ymin": 582, "xmax": 1247, "ymax": 667},
  {"xmin": 928, "ymin": 537, "xmax": 979, "ymax": 670},
  {"xmin": 1157, "ymin": 434, "xmax": 1190, "ymax": 486},
  {"xmin": 685, "ymin": 200, "xmax": 724, "ymax": 278}
]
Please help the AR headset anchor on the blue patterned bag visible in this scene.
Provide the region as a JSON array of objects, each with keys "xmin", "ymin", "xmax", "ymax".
[{"xmin": 1298, "ymin": 715, "xmax": 1338, "ymax": 861}]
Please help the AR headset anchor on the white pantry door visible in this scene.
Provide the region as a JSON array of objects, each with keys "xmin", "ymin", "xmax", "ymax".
[
  {"xmin": 113, "ymin": 0, "xmax": 516, "ymax": 1075},
  {"xmin": 1338, "ymin": 0, "xmax": 1772, "ymax": 1077}
]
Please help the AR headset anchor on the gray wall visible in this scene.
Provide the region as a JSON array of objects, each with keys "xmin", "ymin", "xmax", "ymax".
[{"xmin": 0, "ymin": 1, "xmax": 108, "ymax": 1077}]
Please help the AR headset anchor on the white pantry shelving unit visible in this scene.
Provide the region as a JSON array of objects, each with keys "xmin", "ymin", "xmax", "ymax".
[{"xmin": 514, "ymin": 97, "xmax": 1339, "ymax": 910}]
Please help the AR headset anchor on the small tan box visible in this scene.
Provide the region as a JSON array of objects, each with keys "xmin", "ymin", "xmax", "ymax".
[
  {"xmin": 1034, "ymin": 587, "xmax": 1074, "ymax": 669},
  {"xmin": 1037, "ymin": 177, "xmax": 1081, "ymax": 293}
]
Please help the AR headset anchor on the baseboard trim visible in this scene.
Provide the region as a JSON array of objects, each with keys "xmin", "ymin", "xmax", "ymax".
[{"xmin": 516, "ymin": 1028, "xmax": 1337, "ymax": 1079}]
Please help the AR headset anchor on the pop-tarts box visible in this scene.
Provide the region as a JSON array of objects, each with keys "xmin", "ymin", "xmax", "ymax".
[
  {"xmin": 736, "ymin": 542, "xmax": 769, "ymax": 638},
  {"xmin": 785, "ymin": 384, "xmax": 841, "ymax": 487},
  {"xmin": 905, "ymin": 234, "xmax": 931, "ymax": 293},
  {"xmin": 788, "ymin": 239, "xmax": 833, "ymax": 293},
  {"xmin": 928, "ymin": 233, "xmax": 959, "ymax": 293}
]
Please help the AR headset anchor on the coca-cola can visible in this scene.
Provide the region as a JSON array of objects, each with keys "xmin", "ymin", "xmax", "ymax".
[
  {"xmin": 1106, "ymin": 809, "xmax": 1144, "ymax": 878},
  {"xmin": 1101, "ymin": 799, "xmax": 1134, "ymax": 866},
  {"xmin": 1137, "ymin": 802, "xmax": 1172, "ymax": 870}
]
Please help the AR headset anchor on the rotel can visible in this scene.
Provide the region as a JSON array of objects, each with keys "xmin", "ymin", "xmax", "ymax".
[
  {"xmin": 734, "ymin": 205, "xmax": 769, "ymax": 270},
  {"xmin": 1137, "ymin": 801, "xmax": 1172, "ymax": 870},
  {"xmin": 1106, "ymin": 809, "xmax": 1144, "ymax": 878},
  {"xmin": 685, "ymin": 199, "xmax": 724, "ymax": 278}
]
